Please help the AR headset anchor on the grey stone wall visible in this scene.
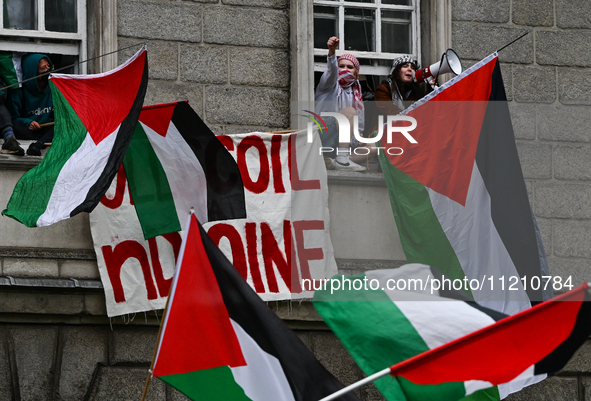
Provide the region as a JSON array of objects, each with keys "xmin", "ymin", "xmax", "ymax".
[
  {"xmin": 453, "ymin": 0, "xmax": 591, "ymax": 398},
  {"xmin": 116, "ymin": 0, "xmax": 291, "ymax": 134}
]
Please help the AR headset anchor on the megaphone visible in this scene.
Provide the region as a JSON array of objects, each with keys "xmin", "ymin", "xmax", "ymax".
[{"xmin": 414, "ymin": 49, "xmax": 462, "ymax": 83}]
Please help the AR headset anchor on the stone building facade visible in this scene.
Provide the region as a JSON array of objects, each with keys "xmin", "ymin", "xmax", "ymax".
[{"xmin": 0, "ymin": 0, "xmax": 590, "ymax": 399}]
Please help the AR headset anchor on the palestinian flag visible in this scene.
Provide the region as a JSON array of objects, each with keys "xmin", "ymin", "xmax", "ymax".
[
  {"xmin": 151, "ymin": 213, "xmax": 360, "ymax": 401},
  {"xmin": 2, "ymin": 47, "xmax": 148, "ymax": 227},
  {"xmin": 378, "ymin": 53, "xmax": 548, "ymax": 315},
  {"xmin": 123, "ymin": 101, "xmax": 246, "ymax": 239},
  {"xmin": 313, "ymin": 265, "xmax": 591, "ymax": 401}
]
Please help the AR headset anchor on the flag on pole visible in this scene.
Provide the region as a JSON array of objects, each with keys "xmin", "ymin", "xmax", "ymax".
[
  {"xmin": 2, "ymin": 47, "xmax": 148, "ymax": 227},
  {"xmin": 123, "ymin": 101, "xmax": 246, "ymax": 239},
  {"xmin": 378, "ymin": 53, "xmax": 548, "ymax": 315},
  {"xmin": 313, "ymin": 265, "xmax": 589, "ymax": 401},
  {"xmin": 151, "ymin": 213, "xmax": 360, "ymax": 401}
]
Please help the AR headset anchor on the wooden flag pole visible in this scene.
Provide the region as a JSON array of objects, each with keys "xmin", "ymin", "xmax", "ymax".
[
  {"xmin": 39, "ymin": 122, "xmax": 54, "ymax": 128},
  {"xmin": 140, "ymin": 294, "xmax": 172, "ymax": 401}
]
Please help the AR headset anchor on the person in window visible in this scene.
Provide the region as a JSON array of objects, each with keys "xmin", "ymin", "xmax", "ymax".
[
  {"xmin": 8, "ymin": 54, "xmax": 54, "ymax": 156},
  {"xmin": 0, "ymin": 52, "xmax": 23, "ymax": 156},
  {"xmin": 373, "ymin": 55, "xmax": 432, "ymax": 118},
  {"xmin": 315, "ymin": 36, "xmax": 366, "ymax": 172}
]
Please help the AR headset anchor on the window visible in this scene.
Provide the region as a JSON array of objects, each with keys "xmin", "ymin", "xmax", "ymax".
[
  {"xmin": 0, "ymin": 0, "xmax": 87, "ymax": 74},
  {"xmin": 313, "ymin": 0, "xmax": 421, "ymax": 87}
]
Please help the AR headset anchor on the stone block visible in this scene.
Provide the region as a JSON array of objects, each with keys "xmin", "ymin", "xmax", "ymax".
[
  {"xmin": 363, "ymin": 383, "xmax": 387, "ymax": 401},
  {"xmin": 536, "ymin": 30, "xmax": 591, "ymax": 67},
  {"xmin": 84, "ymin": 294, "xmax": 108, "ymax": 315},
  {"xmin": 3, "ymin": 258, "xmax": 59, "ymax": 278},
  {"xmin": 58, "ymin": 326, "xmax": 108, "ymax": 401},
  {"xmin": 0, "ymin": 292, "xmax": 85, "ymax": 315},
  {"xmin": 144, "ymin": 80, "xmax": 204, "ymax": 115},
  {"xmin": 452, "ymin": 23, "xmax": 533, "ymax": 64},
  {"xmin": 230, "ymin": 47, "xmax": 289, "ymax": 87},
  {"xmin": 203, "ymin": 7, "xmax": 288, "ymax": 48},
  {"xmin": 451, "ymin": 0, "xmax": 509, "ymax": 23},
  {"xmin": 513, "ymin": 66, "xmax": 555, "ymax": 103},
  {"xmin": 535, "ymin": 183, "xmax": 591, "ymax": 219},
  {"xmin": 535, "ymin": 217, "xmax": 552, "ymax": 256},
  {"xmin": 583, "ymin": 376, "xmax": 591, "ymax": 400},
  {"xmin": 118, "ymin": 0, "xmax": 201, "ymax": 42},
  {"xmin": 558, "ymin": 68, "xmax": 591, "ymax": 105},
  {"xmin": 222, "ymin": 0, "xmax": 288, "ymax": 9},
  {"xmin": 512, "ymin": 0, "xmax": 553, "ymax": 26},
  {"xmin": 59, "ymin": 260, "xmax": 100, "ymax": 279},
  {"xmin": 556, "ymin": 0, "xmax": 591, "ymax": 28},
  {"xmin": 0, "ymin": 327, "xmax": 13, "ymax": 400},
  {"xmin": 554, "ymin": 145, "xmax": 591, "ymax": 180},
  {"xmin": 504, "ymin": 376, "xmax": 578, "ymax": 401},
  {"xmin": 180, "ymin": 45, "xmax": 227, "ymax": 84},
  {"xmin": 549, "ymin": 258, "xmax": 591, "ymax": 292},
  {"xmin": 205, "ymin": 86, "xmax": 289, "ymax": 127},
  {"xmin": 110, "ymin": 326, "xmax": 158, "ymax": 364},
  {"xmin": 10, "ymin": 326, "xmax": 58, "ymax": 401},
  {"xmin": 118, "ymin": 38, "xmax": 178, "ymax": 81},
  {"xmin": 554, "ymin": 219, "xmax": 591, "ymax": 258},
  {"xmin": 508, "ymin": 102, "xmax": 536, "ymax": 140},
  {"xmin": 309, "ymin": 331, "xmax": 363, "ymax": 388},
  {"xmin": 561, "ymin": 339, "xmax": 591, "ymax": 373},
  {"xmin": 224, "ymin": 125, "xmax": 273, "ymax": 134},
  {"xmin": 537, "ymin": 105, "xmax": 591, "ymax": 142},
  {"xmin": 88, "ymin": 366, "xmax": 165, "ymax": 401},
  {"xmin": 168, "ymin": 385, "xmax": 192, "ymax": 400},
  {"xmin": 516, "ymin": 142, "xmax": 552, "ymax": 179}
]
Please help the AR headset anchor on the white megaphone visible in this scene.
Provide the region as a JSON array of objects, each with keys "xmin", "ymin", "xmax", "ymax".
[{"xmin": 414, "ymin": 49, "xmax": 462, "ymax": 83}]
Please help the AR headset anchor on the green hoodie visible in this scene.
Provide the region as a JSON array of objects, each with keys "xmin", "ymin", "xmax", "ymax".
[{"xmin": 7, "ymin": 53, "xmax": 53, "ymax": 126}]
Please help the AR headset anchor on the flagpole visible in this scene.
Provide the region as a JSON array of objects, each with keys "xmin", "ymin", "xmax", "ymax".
[
  {"xmin": 318, "ymin": 367, "xmax": 391, "ymax": 401},
  {"xmin": 140, "ymin": 294, "xmax": 172, "ymax": 401}
]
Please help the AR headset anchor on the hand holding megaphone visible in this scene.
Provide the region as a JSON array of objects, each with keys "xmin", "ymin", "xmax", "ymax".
[{"xmin": 414, "ymin": 49, "xmax": 462, "ymax": 83}]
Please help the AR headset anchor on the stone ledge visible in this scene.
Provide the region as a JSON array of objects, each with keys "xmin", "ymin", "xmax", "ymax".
[
  {"xmin": 0, "ymin": 247, "xmax": 96, "ymax": 260},
  {"xmin": 327, "ymin": 170, "xmax": 387, "ymax": 187},
  {"xmin": 0, "ymin": 276, "xmax": 102, "ymax": 290}
]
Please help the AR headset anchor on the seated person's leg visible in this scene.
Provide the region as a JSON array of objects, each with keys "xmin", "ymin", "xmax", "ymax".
[
  {"xmin": 333, "ymin": 107, "xmax": 366, "ymax": 172},
  {"xmin": 0, "ymin": 103, "xmax": 23, "ymax": 155}
]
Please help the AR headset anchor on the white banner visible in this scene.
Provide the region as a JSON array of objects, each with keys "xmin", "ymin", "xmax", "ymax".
[{"xmin": 90, "ymin": 130, "xmax": 337, "ymax": 316}]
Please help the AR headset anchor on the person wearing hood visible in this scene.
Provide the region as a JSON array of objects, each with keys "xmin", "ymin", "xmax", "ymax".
[
  {"xmin": 314, "ymin": 36, "xmax": 366, "ymax": 172},
  {"xmin": 7, "ymin": 53, "xmax": 54, "ymax": 156},
  {"xmin": 0, "ymin": 52, "xmax": 23, "ymax": 156}
]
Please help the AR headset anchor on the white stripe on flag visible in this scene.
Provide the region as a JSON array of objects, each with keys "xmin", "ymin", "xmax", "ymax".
[
  {"xmin": 142, "ymin": 121, "xmax": 208, "ymax": 225},
  {"xmin": 230, "ymin": 319, "xmax": 295, "ymax": 401},
  {"xmin": 427, "ymin": 161, "xmax": 531, "ymax": 315},
  {"xmin": 38, "ymin": 129, "xmax": 118, "ymax": 227}
]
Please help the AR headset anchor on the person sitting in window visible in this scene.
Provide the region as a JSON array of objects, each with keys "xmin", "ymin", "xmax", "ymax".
[
  {"xmin": 315, "ymin": 36, "xmax": 366, "ymax": 172},
  {"xmin": 7, "ymin": 54, "xmax": 54, "ymax": 156},
  {"xmin": 0, "ymin": 52, "xmax": 23, "ymax": 156},
  {"xmin": 373, "ymin": 55, "xmax": 432, "ymax": 118}
]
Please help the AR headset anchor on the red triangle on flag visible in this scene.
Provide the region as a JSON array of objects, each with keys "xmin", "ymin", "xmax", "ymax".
[
  {"xmin": 50, "ymin": 50, "xmax": 147, "ymax": 146},
  {"xmin": 382, "ymin": 57, "xmax": 497, "ymax": 206},
  {"xmin": 139, "ymin": 103, "xmax": 176, "ymax": 137},
  {"xmin": 152, "ymin": 214, "xmax": 246, "ymax": 377}
]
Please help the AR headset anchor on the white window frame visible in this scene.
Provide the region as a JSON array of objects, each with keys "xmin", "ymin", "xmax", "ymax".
[
  {"xmin": 313, "ymin": 0, "xmax": 421, "ymax": 77},
  {"xmin": 0, "ymin": 0, "xmax": 87, "ymax": 73}
]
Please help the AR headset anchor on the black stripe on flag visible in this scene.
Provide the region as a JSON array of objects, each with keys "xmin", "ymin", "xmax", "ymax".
[
  {"xmin": 71, "ymin": 54, "xmax": 149, "ymax": 217},
  {"xmin": 171, "ymin": 102, "xmax": 247, "ymax": 222},
  {"xmin": 198, "ymin": 222, "xmax": 361, "ymax": 401},
  {"xmin": 474, "ymin": 60, "xmax": 544, "ymax": 302}
]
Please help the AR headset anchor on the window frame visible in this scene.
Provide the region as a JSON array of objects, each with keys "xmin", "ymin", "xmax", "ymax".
[
  {"xmin": 0, "ymin": 0, "xmax": 87, "ymax": 73},
  {"xmin": 312, "ymin": 0, "xmax": 421, "ymax": 77}
]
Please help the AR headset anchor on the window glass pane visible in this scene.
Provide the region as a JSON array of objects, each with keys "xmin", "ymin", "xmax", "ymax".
[
  {"xmin": 4, "ymin": 0, "xmax": 37, "ymax": 30},
  {"xmin": 382, "ymin": 0, "xmax": 411, "ymax": 5},
  {"xmin": 381, "ymin": 10, "xmax": 411, "ymax": 54},
  {"xmin": 314, "ymin": 6, "xmax": 337, "ymax": 49},
  {"xmin": 45, "ymin": 0, "xmax": 77, "ymax": 33},
  {"xmin": 344, "ymin": 8, "xmax": 375, "ymax": 52}
]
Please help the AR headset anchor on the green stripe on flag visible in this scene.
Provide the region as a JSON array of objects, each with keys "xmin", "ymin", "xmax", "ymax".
[
  {"xmin": 378, "ymin": 152, "xmax": 468, "ymax": 290},
  {"xmin": 2, "ymin": 83, "xmax": 88, "ymax": 227},
  {"xmin": 158, "ymin": 366, "xmax": 253, "ymax": 401},
  {"xmin": 123, "ymin": 123, "xmax": 181, "ymax": 239},
  {"xmin": 314, "ymin": 274, "xmax": 465, "ymax": 400}
]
